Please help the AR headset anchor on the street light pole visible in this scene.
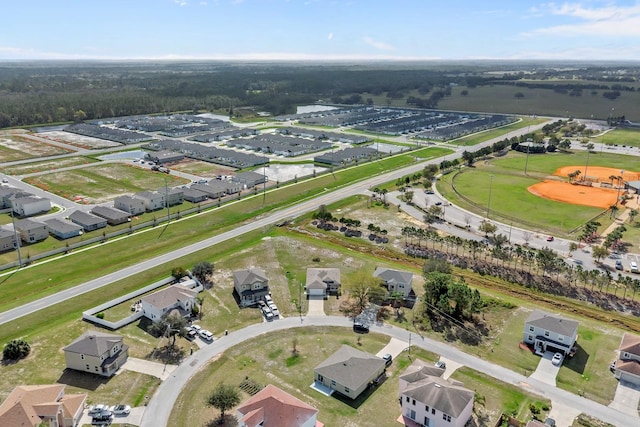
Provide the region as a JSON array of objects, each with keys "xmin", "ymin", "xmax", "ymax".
[
  {"xmin": 10, "ymin": 209, "xmax": 22, "ymax": 268},
  {"xmin": 486, "ymin": 175, "xmax": 494, "ymax": 218}
]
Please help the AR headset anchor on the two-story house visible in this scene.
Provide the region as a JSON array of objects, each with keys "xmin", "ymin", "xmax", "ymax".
[
  {"xmin": 141, "ymin": 284, "xmax": 198, "ymax": 321},
  {"xmin": 305, "ymin": 268, "xmax": 341, "ymax": 298},
  {"xmin": 0, "ymin": 384, "xmax": 87, "ymax": 427},
  {"xmin": 136, "ymin": 191, "xmax": 166, "ymax": 211},
  {"xmin": 399, "ymin": 361, "xmax": 474, "ymax": 427},
  {"xmin": 613, "ymin": 333, "xmax": 640, "ymax": 387},
  {"xmin": 373, "ymin": 267, "xmax": 414, "ymax": 299},
  {"xmin": 114, "ymin": 195, "xmax": 146, "ymax": 215},
  {"xmin": 63, "ymin": 331, "xmax": 129, "ymax": 377},
  {"xmin": 523, "ymin": 310, "xmax": 579, "ymax": 356},
  {"xmin": 236, "ymin": 384, "xmax": 322, "ymax": 427},
  {"xmin": 233, "ymin": 267, "xmax": 269, "ymax": 307},
  {"xmin": 15, "ymin": 218, "xmax": 49, "ymax": 243}
]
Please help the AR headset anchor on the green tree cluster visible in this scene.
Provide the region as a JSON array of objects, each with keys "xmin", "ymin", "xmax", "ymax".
[{"xmin": 422, "ymin": 272, "xmax": 483, "ymax": 321}]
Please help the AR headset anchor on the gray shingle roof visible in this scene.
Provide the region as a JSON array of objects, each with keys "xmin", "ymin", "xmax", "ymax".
[
  {"xmin": 233, "ymin": 267, "xmax": 268, "ymax": 286},
  {"xmin": 314, "ymin": 345, "xmax": 384, "ymax": 390},
  {"xmin": 63, "ymin": 331, "xmax": 123, "ymax": 357},
  {"xmin": 373, "ymin": 267, "xmax": 413, "ymax": 285},
  {"xmin": 402, "ymin": 375, "xmax": 474, "ymax": 418},
  {"xmin": 526, "ymin": 310, "xmax": 579, "ymax": 337}
]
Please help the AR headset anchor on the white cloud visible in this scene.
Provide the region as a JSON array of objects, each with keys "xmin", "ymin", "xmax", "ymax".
[
  {"xmin": 524, "ymin": 2, "xmax": 640, "ymax": 36},
  {"xmin": 174, "ymin": 0, "xmax": 188, "ymax": 6},
  {"xmin": 362, "ymin": 36, "xmax": 394, "ymax": 50},
  {"xmin": 327, "ymin": 32, "xmax": 334, "ymax": 40}
]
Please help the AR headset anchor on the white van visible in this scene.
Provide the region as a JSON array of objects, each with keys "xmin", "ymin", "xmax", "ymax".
[{"xmin": 631, "ymin": 262, "xmax": 639, "ymax": 273}]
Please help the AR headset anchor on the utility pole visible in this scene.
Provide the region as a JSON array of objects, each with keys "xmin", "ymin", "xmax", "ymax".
[{"xmin": 10, "ymin": 209, "xmax": 22, "ymax": 268}]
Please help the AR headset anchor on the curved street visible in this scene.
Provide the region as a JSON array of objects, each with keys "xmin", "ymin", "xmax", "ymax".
[{"xmin": 140, "ymin": 315, "xmax": 632, "ymax": 427}]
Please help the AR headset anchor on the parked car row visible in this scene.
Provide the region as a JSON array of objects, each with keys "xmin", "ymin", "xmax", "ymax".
[
  {"xmin": 88, "ymin": 403, "xmax": 131, "ymax": 424},
  {"xmin": 186, "ymin": 324, "xmax": 214, "ymax": 341},
  {"xmin": 259, "ymin": 295, "xmax": 280, "ymax": 321}
]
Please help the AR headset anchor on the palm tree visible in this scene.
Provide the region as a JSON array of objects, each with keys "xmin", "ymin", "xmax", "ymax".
[{"xmin": 629, "ymin": 209, "xmax": 639, "ymax": 225}]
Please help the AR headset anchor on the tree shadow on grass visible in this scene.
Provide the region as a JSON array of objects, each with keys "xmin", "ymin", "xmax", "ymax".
[
  {"xmin": 145, "ymin": 344, "xmax": 186, "ymax": 364},
  {"xmin": 202, "ymin": 414, "xmax": 238, "ymax": 426},
  {"xmin": 57, "ymin": 368, "xmax": 111, "ymax": 391}
]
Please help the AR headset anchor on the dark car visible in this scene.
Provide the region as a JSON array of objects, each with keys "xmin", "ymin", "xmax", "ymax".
[
  {"xmin": 382, "ymin": 353, "xmax": 392, "ymax": 367},
  {"xmin": 353, "ymin": 322, "xmax": 369, "ymax": 333},
  {"xmin": 615, "ymin": 260, "xmax": 623, "ymax": 270}
]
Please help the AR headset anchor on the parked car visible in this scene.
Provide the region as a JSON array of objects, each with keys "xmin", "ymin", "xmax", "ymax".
[
  {"xmin": 382, "ymin": 353, "xmax": 393, "ymax": 367},
  {"xmin": 631, "ymin": 261, "xmax": 639, "ymax": 273},
  {"xmin": 191, "ymin": 324, "xmax": 201, "ymax": 331},
  {"xmin": 109, "ymin": 404, "xmax": 131, "ymax": 416},
  {"xmin": 615, "ymin": 260, "xmax": 623, "ymax": 270},
  {"xmin": 92, "ymin": 410, "xmax": 114, "ymax": 421},
  {"xmin": 353, "ymin": 322, "xmax": 369, "ymax": 333},
  {"xmin": 545, "ymin": 418, "xmax": 556, "ymax": 427},
  {"xmin": 551, "ymin": 352, "xmax": 563, "ymax": 366},
  {"xmin": 198, "ymin": 329, "xmax": 214, "ymax": 341},
  {"xmin": 546, "ymin": 236, "xmax": 554, "ymax": 242},
  {"xmin": 435, "ymin": 360, "xmax": 446, "ymax": 369},
  {"xmin": 270, "ymin": 307, "xmax": 280, "ymax": 318},
  {"xmin": 88, "ymin": 404, "xmax": 109, "ymax": 415},
  {"xmin": 264, "ymin": 295, "xmax": 273, "ymax": 304},
  {"xmin": 186, "ymin": 329, "xmax": 197, "ymax": 340}
]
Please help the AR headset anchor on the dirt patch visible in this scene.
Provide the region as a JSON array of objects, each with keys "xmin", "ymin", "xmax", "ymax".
[
  {"xmin": 555, "ymin": 165, "xmax": 640, "ymax": 182},
  {"xmin": 528, "ymin": 180, "xmax": 618, "ymax": 209}
]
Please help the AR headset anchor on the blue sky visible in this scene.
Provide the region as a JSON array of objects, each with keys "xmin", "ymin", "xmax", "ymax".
[{"xmin": 2, "ymin": 0, "xmax": 640, "ymax": 61}]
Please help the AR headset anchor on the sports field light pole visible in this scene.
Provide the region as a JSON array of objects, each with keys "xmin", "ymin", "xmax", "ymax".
[
  {"xmin": 583, "ymin": 150, "xmax": 591, "ymax": 183},
  {"xmin": 486, "ymin": 175, "xmax": 494, "ymax": 218},
  {"xmin": 616, "ymin": 170, "xmax": 625, "ymax": 207}
]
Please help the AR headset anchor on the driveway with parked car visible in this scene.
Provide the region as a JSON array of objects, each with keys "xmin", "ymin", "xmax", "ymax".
[{"xmin": 529, "ymin": 351, "xmax": 562, "ymax": 386}]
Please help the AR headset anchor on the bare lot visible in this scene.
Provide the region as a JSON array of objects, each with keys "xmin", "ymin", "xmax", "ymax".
[
  {"xmin": 3, "ymin": 156, "xmax": 98, "ymax": 176},
  {"xmin": 39, "ymin": 130, "xmax": 122, "ymax": 149},
  {"xmin": 24, "ymin": 163, "xmax": 190, "ymax": 203},
  {"xmin": 0, "ymin": 130, "xmax": 72, "ymax": 161}
]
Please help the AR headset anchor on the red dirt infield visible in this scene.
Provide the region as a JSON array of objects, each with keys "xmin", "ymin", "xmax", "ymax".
[{"xmin": 527, "ymin": 165, "xmax": 639, "ymax": 209}]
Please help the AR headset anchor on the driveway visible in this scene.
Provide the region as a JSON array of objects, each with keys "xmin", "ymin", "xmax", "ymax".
[
  {"xmin": 80, "ymin": 406, "xmax": 145, "ymax": 426},
  {"xmin": 121, "ymin": 357, "xmax": 177, "ymax": 381},
  {"xmin": 307, "ymin": 295, "xmax": 325, "ymax": 316},
  {"xmin": 608, "ymin": 381, "xmax": 640, "ymax": 417},
  {"xmin": 438, "ymin": 357, "xmax": 464, "ymax": 380},
  {"xmin": 528, "ymin": 351, "xmax": 561, "ymax": 386},
  {"xmin": 547, "ymin": 401, "xmax": 581, "ymax": 427},
  {"xmin": 376, "ymin": 337, "xmax": 407, "ymax": 359}
]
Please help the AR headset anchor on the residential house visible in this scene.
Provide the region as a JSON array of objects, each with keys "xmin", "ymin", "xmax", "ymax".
[
  {"xmin": 233, "ymin": 267, "xmax": 269, "ymax": 307},
  {"xmin": 164, "ymin": 187, "xmax": 184, "ymax": 206},
  {"xmin": 114, "ymin": 195, "xmax": 146, "ymax": 215},
  {"xmin": 182, "ymin": 187, "xmax": 208, "ymax": 203},
  {"xmin": 15, "ymin": 218, "xmax": 49, "ymax": 243},
  {"xmin": 135, "ymin": 191, "xmax": 166, "ymax": 211},
  {"xmin": 90, "ymin": 206, "xmax": 130, "ymax": 225},
  {"xmin": 0, "ymin": 384, "xmax": 87, "ymax": 427},
  {"xmin": 399, "ymin": 361, "xmax": 474, "ymax": 427},
  {"xmin": 44, "ymin": 218, "xmax": 83, "ymax": 240},
  {"xmin": 141, "ymin": 284, "xmax": 198, "ymax": 321},
  {"xmin": 398, "ymin": 359, "xmax": 446, "ymax": 392},
  {"xmin": 313, "ymin": 345, "xmax": 385, "ymax": 400},
  {"xmin": 0, "ymin": 227, "xmax": 17, "ymax": 252},
  {"xmin": 523, "ymin": 310, "xmax": 579, "ymax": 356},
  {"xmin": 69, "ymin": 210, "xmax": 107, "ymax": 231},
  {"xmin": 233, "ymin": 171, "xmax": 268, "ymax": 189},
  {"xmin": 305, "ymin": 268, "xmax": 341, "ymax": 298},
  {"xmin": 613, "ymin": 333, "xmax": 640, "ymax": 386},
  {"xmin": 145, "ymin": 150, "xmax": 184, "ymax": 164},
  {"xmin": 63, "ymin": 331, "xmax": 129, "ymax": 377},
  {"xmin": 236, "ymin": 384, "xmax": 323, "ymax": 427},
  {"xmin": 373, "ymin": 267, "xmax": 414, "ymax": 299},
  {"xmin": 11, "ymin": 195, "xmax": 51, "ymax": 217},
  {"xmin": 0, "ymin": 186, "xmax": 30, "ymax": 208}
]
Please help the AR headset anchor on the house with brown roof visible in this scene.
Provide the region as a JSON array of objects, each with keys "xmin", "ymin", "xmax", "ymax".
[
  {"xmin": 0, "ymin": 384, "xmax": 86, "ymax": 427},
  {"xmin": 523, "ymin": 310, "xmax": 579, "ymax": 356},
  {"xmin": 63, "ymin": 331, "xmax": 128, "ymax": 377},
  {"xmin": 234, "ymin": 267, "xmax": 269, "ymax": 307},
  {"xmin": 141, "ymin": 284, "xmax": 198, "ymax": 321},
  {"xmin": 236, "ymin": 384, "xmax": 323, "ymax": 427},
  {"xmin": 313, "ymin": 345, "xmax": 385, "ymax": 400},
  {"xmin": 613, "ymin": 332, "xmax": 640, "ymax": 386},
  {"xmin": 399, "ymin": 360, "xmax": 474, "ymax": 427},
  {"xmin": 305, "ymin": 268, "xmax": 340, "ymax": 298}
]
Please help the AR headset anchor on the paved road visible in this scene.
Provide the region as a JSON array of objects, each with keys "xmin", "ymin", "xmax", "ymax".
[
  {"xmin": 140, "ymin": 316, "xmax": 633, "ymax": 427},
  {"xmin": 0, "ymin": 121, "xmax": 550, "ymax": 326}
]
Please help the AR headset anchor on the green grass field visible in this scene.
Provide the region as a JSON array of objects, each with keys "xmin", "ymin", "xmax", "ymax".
[
  {"xmin": 3, "ymin": 156, "xmax": 99, "ymax": 175},
  {"xmin": 452, "ymin": 117, "xmax": 547, "ymax": 146},
  {"xmin": 438, "ymin": 150, "xmax": 640, "ymax": 236},
  {"xmin": 597, "ymin": 127, "xmax": 640, "ymax": 148}
]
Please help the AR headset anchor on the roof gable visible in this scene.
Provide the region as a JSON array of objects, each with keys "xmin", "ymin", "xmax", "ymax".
[
  {"xmin": 237, "ymin": 384, "xmax": 318, "ymax": 427},
  {"xmin": 526, "ymin": 310, "xmax": 578, "ymax": 337},
  {"xmin": 401, "ymin": 375, "xmax": 474, "ymax": 418},
  {"xmin": 63, "ymin": 331, "xmax": 123, "ymax": 356},
  {"xmin": 315, "ymin": 345, "xmax": 384, "ymax": 389},
  {"xmin": 620, "ymin": 333, "xmax": 640, "ymax": 356}
]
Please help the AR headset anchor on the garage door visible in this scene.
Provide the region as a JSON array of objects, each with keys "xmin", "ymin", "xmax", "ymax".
[{"xmin": 618, "ymin": 371, "xmax": 640, "ymax": 387}]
